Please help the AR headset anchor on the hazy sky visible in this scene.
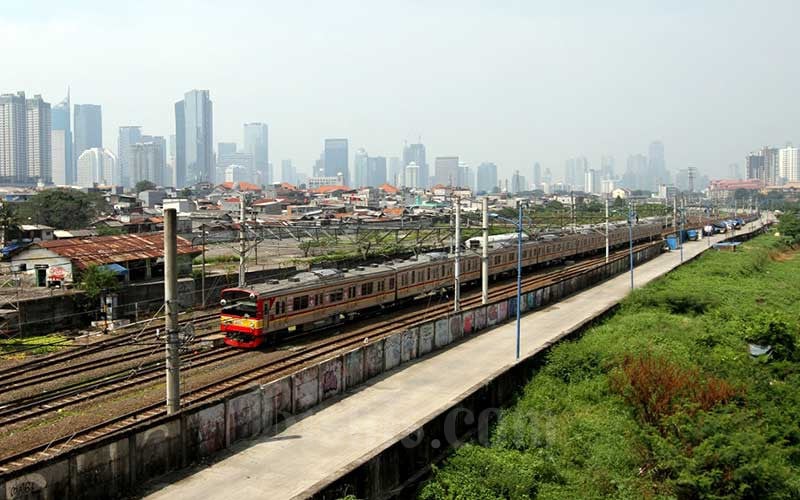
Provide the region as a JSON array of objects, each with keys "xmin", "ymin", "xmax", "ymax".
[{"xmin": 3, "ymin": 0, "xmax": 799, "ymax": 180}]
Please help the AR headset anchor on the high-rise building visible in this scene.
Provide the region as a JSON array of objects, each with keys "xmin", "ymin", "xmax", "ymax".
[
  {"xmin": 130, "ymin": 141, "xmax": 165, "ymax": 186},
  {"xmin": 728, "ymin": 163, "xmax": 742, "ymax": 180},
  {"xmin": 779, "ymin": 147, "xmax": 799, "ymax": 183},
  {"xmin": 600, "ymin": 155, "xmax": 615, "ymax": 180},
  {"xmin": 51, "ymin": 91, "xmax": 72, "ymax": 185},
  {"xmin": 218, "ymin": 142, "xmax": 237, "ymax": 157},
  {"xmin": 324, "ymin": 139, "xmax": 348, "ymax": 185},
  {"xmin": 366, "ymin": 156, "xmax": 387, "ymax": 187},
  {"xmin": 25, "ymin": 94, "xmax": 51, "ymax": 184},
  {"xmin": 434, "ymin": 156, "xmax": 459, "ymax": 186},
  {"xmin": 353, "ymin": 148, "xmax": 368, "ymax": 188},
  {"xmin": 77, "ymin": 147, "xmax": 116, "ymax": 187},
  {"xmin": 217, "ymin": 151, "xmax": 254, "ymax": 183},
  {"xmin": 244, "ymin": 122, "xmax": 269, "ymax": 185},
  {"xmin": 118, "ymin": 126, "xmax": 142, "ymax": 187},
  {"xmin": 280, "ymin": 159, "xmax": 294, "ymax": 185},
  {"xmin": 402, "ymin": 143, "xmax": 427, "ymax": 188},
  {"xmin": 459, "ymin": 162, "xmax": 474, "ymax": 192},
  {"xmin": 476, "ymin": 162, "xmax": 498, "ymax": 193},
  {"xmin": 175, "ymin": 89, "xmax": 213, "ymax": 187},
  {"xmin": 647, "ymin": 141, "xmax": 669, "ymax": 190},
  {"xmin": 745, "ymin": 151, "xmax": 765, "ymax": 184},
  {"xmin": 763, "ymin": 147, "xmax": 780, "ymax": 185},
  {"xmin": 564, "ymin": 157, "xmax": 588, "ymax": 190},
  {"xmin": 622, "ymin": 154, "xmax": 648, "ymax": 190},
  {"xmin": 584, "ymin": 169, "xmax": 600, "ymax": 195},
  {"xmin": 532, "ymin": 162, "xmax": 542, "ymax": 189},
  {"xmin": 73, "ymin": 104, "xmax": 102, "ymax": 167},
  {"xmin": 0, "ymin": 92, "xmax": 28, "ymax": 184},
  {"xmin": 511, "ymin": 170, "xmax": 527, "ymax": 194},
  {"xmin": 404, "ymin": 162, "xmax": 420, "ymax": 189},
  {"xmin": 388, "ymin": 156, "xmax": 401, "ymax": 186}
]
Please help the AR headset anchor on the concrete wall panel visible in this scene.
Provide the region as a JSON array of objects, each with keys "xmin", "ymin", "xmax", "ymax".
[
  {"xmin": 365, "ymin": 340, "xmax": 385, "ymax": 379},
  {"xmin": 134, "ymin": 419, "xmax": 181, "ymax": 482},
  {"xmin": 508, "ymin": 297, "xmax": 517, "ymax": 318},
  {"xmin": 262, "ymin": 376, "xmax": 292, "ymax": 431},
  {"xmin": 227, "ymin": 388, "xmax": 262, "ymax": 445},
  {"xmin": 319, "ymin": 356, "xmax": 344, "ymax": 401},
  {"xmin": 292, "ymin": 365, "xmax": 320, "ymax": 414},
  {"xmin": 449, "ymin": 314, "xmax": 463, "ymax": 340},
  {"xmin": 486, "ymin": 303, "xmax": 498, "ymax": 326},
  {"xmin": 3, "ymin": 460, "xmax": 69, "ymax": 500},
  {"xmin": 400, "ymin": 328, "xmax": 418, "ymax": 362},
  {"xmin": 344, "ymin": 348, "xmax": 365, "ymax": 389},
  {"xmin": 418, "ymin": 322, "xmax": 434, "ymax": 355},
  {"xmin": 461, "ymin": 310, "xmax": 474, "ymax": 335},
  {"xmin": 434, "ymin": 318, "xmax": 450, "ymax": 348},
  {"xmin": 527, "ymin": 291, "xmax": 535, "ymax": 310},
  {"xmin": 75, "ymin": 437, "xmax": 130, "ymax": 499},
  {"xmin": 474, "ymin": 306, "xmax": 487, "ymax": 331},
  {"xmin": 384, "ymin": 334, "xmax": 401, "ymax": 371},
  {"xmin": 498, "ymin": 300, "xmax": 508, "ymax": 322},
  {"xmin": 185, "ymin": 402, "xmax": 226, "ymax": 460}
]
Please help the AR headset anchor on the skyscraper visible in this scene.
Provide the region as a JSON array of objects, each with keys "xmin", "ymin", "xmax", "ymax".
[
  {"xmin": 532, "ymin": 162, "xmax": 542, "ymax": 189},
  {"xmin": 244, "ymin": 122, "xmax": 269, "ymax": 185},
  {"xmin": 280, "ymin": 159, "xmax": 295, "ymax": 185},
  {"xmin": 73, "ymin": 104, "xmax": 102, "ymax": 167},
  {"xmin": 434, "ymin": 156, "xmax": 459, "ymax": 187},
  {"xmin": 402, "ymin": 143, "xmax": 427, "ymax": 188},
  {"xmin": 175, "ymin": 90, "xmax": 213, "ymax": 187},
  {"xmin": 51, "ymin": 91, "xmax": 72, "ymax": 185},
  {"xmin": 218, "ymin": 142, "xmax": 237, "ymax": 158},
  {"xmin": 745, "ymin": 151, "xmax": 766, "ymax": 184},
  {"xmin": 353, "ymin": 148, "xmax": 368, "ymax": 188},
  {"xmin": 404, "ymin": 162, "xmax": 420, "ymax": 189},
  {"xmin": 77, "ymin": 148, "xmax": 116, "ymax": 187},
  {"xmin": 388, "ymin": 157, "xmax": 401, "ymax": 186},
  {"xmin": 564, "ymin": 157, "xmax": 587, "ymax": 190},
  {"xmin": 476, "ymin": 162, "xmax": 498, "ymax": 193},
  {"xmin": 25, "ymin": 94, "xmax": 52, "ymax": 184},
  {"xmin": 460, "ymin": 162, "xmax": 475, "ymax": 192},
  {"xmin": 779, "ymin": 147, "xmax": 799, "ymax": 183},
  {"xmin": 647, "ymin": 141, "xmax": 669, "ymax": 190},
  {"xmin": 0, "ymin": 92, "xmax": 28, "ymax": 184},
  {"xmin": 130, "ymin": 141, "xmax": 165, "ymax": 186},
  {"xmin": 600, "ymin": 155, "xmax": 615, "ymax": 180},
  {"xmin": 366, "ymin": 156, "xmax": 387, "ymax": 187},
  {"xmin": 118, "ymin": 126, "xmax": 142, "ymax": 187},
  {"xmin": 324, "ymin": 139, "xmax": 348, "ymax": 185}
]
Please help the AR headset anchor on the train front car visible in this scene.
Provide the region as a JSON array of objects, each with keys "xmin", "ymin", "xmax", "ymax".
[{"xmin": 220, "ymin": 288, "xmax": 265, "ymax": 348}]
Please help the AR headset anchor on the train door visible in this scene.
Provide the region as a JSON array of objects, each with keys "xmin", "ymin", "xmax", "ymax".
[{"xmin": 260, "ymin": 298, "xmax": 269, "ymax": 332}]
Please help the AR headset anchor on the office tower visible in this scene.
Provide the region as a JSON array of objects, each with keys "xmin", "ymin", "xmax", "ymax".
[
  {"xmin": 366, "ymin": 156, "xmax": 387, "ymax": 187},
  {"xmin": 244, "ymin": 123, "xmax": 269, "ymax": 185},
  {"xmin": 353, "ymin": 148, "xmax": 368, "ymax": 187},
  {"xmin": 388, "ymin": 156, "xmax": 401, "ymax": 186},
  {"xmin": 584, "ymin": 169, "xmax": 600, "ymax": 195},
  {"xmin": 25, "ymin": 94, "xmax": 51, "ymax": 184},
  {"xmin": 141, "ymin": 134, "xmax": 167, "ymax": 173},
  {"xmin": 218, "ymin": 142, "xmax": 237, "ymax": 157},
  {"xmin": 675, "ymin": 168, "xmax": 690, "ymax": 192},
  {"xmin": 600, "ymin": 155, "xmax": 615, "ymax": 179},
  {"xmin": 0, "ymin": 92, "xmax": 28, "ymax": 184},
  {"xmin": 402, "ymin": 142, "xmax": 427, "ymax": 188},
  {"xmin": 404, "ymin": 162, "xmax": 420, "ymax": 189},
  {"xmin": 434, "ymin": 156, "xmax": 459, "ymax": 186},
  {"xmin": 511, "ymin": 170, "xmax": 527, "ymax": 194},
  {"xmin": 73, "ymin": 103, "xmax": 102, "ymax": 166},
  {"xmin": 622, "ymin": 154, "xmax": 647, "ymax": 190},
  {"xmin": 647, "ymin": 140, "xmax": 669, "ymax": 190},
  {"xmin": 532, "ymin": 162, "xmax": 542, "ymax": 189},
  {"xmin": 130, "ymin": 140, "xmax": 165, "ymax": 186},
  {"xmin": 217, "ymin": 150, "xmax": 254, "ymax": 182},
  {"xmin": 476, "ymin": 162, "xmax": 498, "ymax": 193},
  {"xmin": 77, "ymin": 147, "xmax": 116, "ymax": 187},
  {"xmin": 280, "ymin": 159, "xmax": 294, "ymax": 184},
  {"xmin": 564, "ymin": 156, "xmax": 588, "ymax": 190},
  {"xmin": 324, "ymin": 139, "xmax": 348, "ymax": 185},
  {"xmin": 175, "ymin": 89, "xmax": 213, "ymax": 187},
  {"xmin": 118, "ymin": 126, "xmax": 142, "ymax": 187},
  {"xmin": 51, "ymin": 91, "xmax": 72, "ymax": 184},
  {"xmin": 543, "ymin": 167, "xmax": 552, "ymax": 184},
  {"xmin": 779, "ymin": 147, "xmax": 799, "ymax": 183},
  {"xmin": 459, "ymin": 162, "xmax": 474, "ymax": 191}
]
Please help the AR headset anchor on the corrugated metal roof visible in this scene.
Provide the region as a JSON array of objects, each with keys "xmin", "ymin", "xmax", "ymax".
[{"xmin": 38, "ymin": 232, "xmax": 200, "ymax": 269}]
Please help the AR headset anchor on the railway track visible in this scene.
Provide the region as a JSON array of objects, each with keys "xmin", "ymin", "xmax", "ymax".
[{"xmin": 0, "ymin": 241, "xmax": 658, "ymax": 473}]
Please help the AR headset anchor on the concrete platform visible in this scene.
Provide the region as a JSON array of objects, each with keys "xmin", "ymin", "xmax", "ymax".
[{"xmin": 144, "ymin": 221, "xmax": 767, "ymax": 500}]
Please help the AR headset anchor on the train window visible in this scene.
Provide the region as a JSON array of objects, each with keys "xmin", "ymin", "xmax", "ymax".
[
  {"xmin": 410, "ymin": 271, "xmax": 415, "ymax": 285},
  {"xmin": 377, "ymin": 280, "xmax": 385, "ymax": 292},
  {"xmin": 314, "ymin": 293, "xmax": 324, "ymax": 305},
  {"xmin": 441, "ymin": 265, "xmax": 446, "ymax": 277},
  {"xmin": 348, "ymin": 285, "xmax": 357, "ymax": 298},
  {"xmin": 419, "ymin": 270, "xmax": 424, "ymax": 282},
  {"xmin": 494, "ymin": 255, "xmax": 501, "ymax": 265},
  {"xmin": 361, "ymin": 282, "xmax": 374, "ymax": 295},
  {"xmin": 427, "ymin": 268, "xmax": 431, "ymax": 280},
  {"xmin": 292, "ymin": 295, "xmax": 309, "ymax": 310},
  {"xmin": 329, "ymin": 289, "xmax": 344, "ymax": 302},
  {"xmin": 389, "ymin": 278, "xmax": 395, "ymax": 289}
]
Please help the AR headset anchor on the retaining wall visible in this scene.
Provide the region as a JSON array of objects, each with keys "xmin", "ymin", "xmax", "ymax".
[{"xmin": 0, "ymin": 241, "xmax": 677, "ymax": 499}]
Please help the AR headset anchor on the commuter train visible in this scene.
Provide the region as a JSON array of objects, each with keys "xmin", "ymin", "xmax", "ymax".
[{"xmin": 220, "ymin": 220, "xmax": 665, "ymax": 348}]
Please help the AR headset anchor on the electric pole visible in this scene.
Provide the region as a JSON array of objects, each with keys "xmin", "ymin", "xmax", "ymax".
[
  {"xmin": 453, "ymin": 196, "xmax": 461, "ymax": 312},
  {"xmin": 164, "ymin": 208, "xmax": 180, "ymax": 415},
  {"xmin": 481, "ymin": 197, "xmax": 489, "ymax": 305},
  {"xmin": 238, "ymin": 193, "xmax": 247, "ymax": 287}
]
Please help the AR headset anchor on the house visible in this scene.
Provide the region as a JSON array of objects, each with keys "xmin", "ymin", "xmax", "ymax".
[
  {"xmin": 19, "ymin": 224, "xmax": 54, "ymax": 242},
  {"xmin": 10, "ymin": 232, "xmax": 201, "ymax": 287}
]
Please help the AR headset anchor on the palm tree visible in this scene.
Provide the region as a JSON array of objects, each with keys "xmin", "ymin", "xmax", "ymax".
[{"xmin": 0, "ymin": 203, "xmax": 20, "ymax": 245}]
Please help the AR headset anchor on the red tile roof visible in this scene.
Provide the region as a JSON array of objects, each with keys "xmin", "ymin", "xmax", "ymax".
[
  {"xmin": 38, "ymin": 233, "xmax": 199, "ymax": 269},
  {"xmin": 221, "ymin": 181, "xmax": 262, "ymax": 192},
  {"xmin": 379, "ymin": 183, "xmax": 399, "ymax": 194},
  {"xmin": 312, "ymin": 185, "xmax": 352, "ymax": 194}
]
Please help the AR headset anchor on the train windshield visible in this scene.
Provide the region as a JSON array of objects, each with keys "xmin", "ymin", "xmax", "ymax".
[{"xmin": 221, "ymin": 290, "xmax": 259, "ymax": 317}]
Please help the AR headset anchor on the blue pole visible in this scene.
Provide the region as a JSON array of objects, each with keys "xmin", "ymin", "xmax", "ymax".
[
  {"xmin": 628, "ymin": 203, "xmax": 634, "ymax": 289},
  {"xmin": 679, "ymin": 206, "xmax": 684, "ymax": 263},
  {"xmin": 516, "ymin": 202, "xmax": 522, "ymax": 360}
]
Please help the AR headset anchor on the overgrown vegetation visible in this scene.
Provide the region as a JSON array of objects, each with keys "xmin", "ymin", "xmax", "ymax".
[
  {"xmin": 422, "ymin": 234, "xmax": 800, "ymax": 499},
  {"xmin": 78, "ymin": 264, "xmax": 120, "ymax": 300},
  {"xmin": 0, "ymin": 333, "xmax": 70, "ymax": 357},
  {"xmin": 17, "ymin": 188, "xmax": 109, "ymax": 230}
]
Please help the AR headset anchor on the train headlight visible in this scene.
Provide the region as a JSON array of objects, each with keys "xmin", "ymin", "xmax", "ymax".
[
  {"xmin": 220, "ymin": 299, "xmax": 227, "ymax": 306},
  {"xmin": 249, "ymin": 293, "xmax": 256, "ymax": 300}
]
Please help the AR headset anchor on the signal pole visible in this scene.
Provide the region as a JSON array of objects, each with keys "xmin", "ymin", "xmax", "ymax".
[
  {"xmin": 164, "ymin": 208, "xmax": 180, "ymax": 415},
  {"xmin": 453, "ymin": 197, "xmax": 461, "ymax": 312},
  {"xmin": 604, "ymin": 197, "xmax": 609, "ymax": 263},
  {"xmin": 238, "ymin": 193, "xmax": 247, "ymax": 287},
  {"xmin": 481, "ymin": 197, "xmax": 489, "ymax": 305}
]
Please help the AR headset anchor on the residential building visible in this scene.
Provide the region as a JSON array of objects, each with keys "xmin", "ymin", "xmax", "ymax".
[
  {"xmin": 73, "ymin": 103, "xmax": 102, "ymax": 165},
  {"xmin": 280, "ymin": 159, "xmax": 295, "ymax": 185},
  {"xmin": 323, "ymin": 138, "xmax": 348, "ymax": 185},
  {"xmin": 402, "ymin": 142, "xmax": 427, "ymax": 188},
  {"xmin": 118, "ymin": 126, "xmax": 142, "ymax": 187},
  {"xmin": 0, "ymin": 92, "xmax": 28, "ymax": 184},
  {"xmin": 217, "ymin": 151, "xmax": 254, "ymax": 183},
  {"xmin": 600, "ymin": 155, "xmax": 615, "ymax": 180},
  {"xmin": 745, "ymin": 151, "xmax": 766, "ymax": 184},
  {"xmin": 77, "ymin": 147, "xmax": 116, "ymax": 187},
  {"xmin": 175, "ymin": 89, "xmax": 213, "ymax": 187},
  {"xmin": 51, "ymin": 91, "xmax": 72, "ymax": 184},
  {"xmin": 130, "ymin": 141, "xmax": 165, "ymax": 186},
  {"xmin": 404, "ymin": 162, "xmax": 421, "ymax": 189},
  {"xmin": 647, "ymin": 140, "xmax": 670, "ymax": 190},
  {"xmin": 622, "ymin": 154, "xmax": 647, "ymax": 190},
  {"xmin": 584, "ymin": 168, "xmax": 600, "ymax": 195},
  {"xmin": 476, "ymin": 162, "xmax": 498, "ymax": 193},
  {"xmin": 366, "ymin": 156, "xmax": 387, "ymax": 187},
  {"xmin": 779, "ymin": 146, "xmax": 800, "ymax": 183},
  {"xmin": 244, "ymin": 122, "xmax": 269, "ymax": 185},
  {"xmin": 353, "ymin": 148, "xmax": 368, "ymax": 188},
  {"xmin": 532, "ymin": 162, "xmax": 542, "ymax": 189},
  {"xmin": 388, "ymin": 156, "xmax": 401, "ymax": 186},
  {"xmin": 434, "ymin": 156, "xmax": 459, "ymax": 187},
  {"xmin": 25, "ymin": 94, "xmax": 52, "ymax": 184},
  {"xmin": 459, "ymin": 162, "xmax": 474, "ymax": 192},
  {"xmin": 225, "ymin": 165, "xmax": 249, "ymax": 184},
  {"xmin": 564, "ymin": 157, "xmax": 588, "ymax": 190},
  {"xmin": 511, "ymin": 170, "xmax": 527, "ymax": 193}
]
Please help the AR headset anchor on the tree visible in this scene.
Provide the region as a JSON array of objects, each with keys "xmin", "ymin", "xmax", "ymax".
[
  {"xmin": 777, "ymin": 211, "xmax": 800, "ymax": 244},
  {"xmin": 180, "ymin": 187, "xmax": 193, "ymax": 198},
  {"xmin": 18, "ymin": 189, "xmax": 107, "ymax": 230},
  {"xmin": 135, "ymin": 180, "xmax": 157, "ymax": 193},
  {"xmin": 79, "ymin": 265, "xmax": 120, "ymax": 300},
  {"xmin": 0, "ymin": 203, "xmax": 21, "ymax": 243}
]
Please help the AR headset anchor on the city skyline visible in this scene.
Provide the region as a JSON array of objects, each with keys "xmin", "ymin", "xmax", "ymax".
[{"xmin": 3, "ymin": 1, "xmax": 798, "ymax": 182}]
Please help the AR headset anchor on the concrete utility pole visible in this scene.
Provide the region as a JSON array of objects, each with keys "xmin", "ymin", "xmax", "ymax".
[
  {"xmin": 164, "ymin": 208, "xmax": 180, "ymax": 415},
  {"xmin": 604, "ymin": 197, "xmax": 609, "ymax": 263},
  {"xmin": 453, "ymin": 197, "xmax": 461, "ymax": 312},
  {"xmin": 481, "ymin": 197, "xmax": 489, "ymax": 305},
  {"xmin": 238, "ymin": 193, "xmax": 247, "ymax": 287}
]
